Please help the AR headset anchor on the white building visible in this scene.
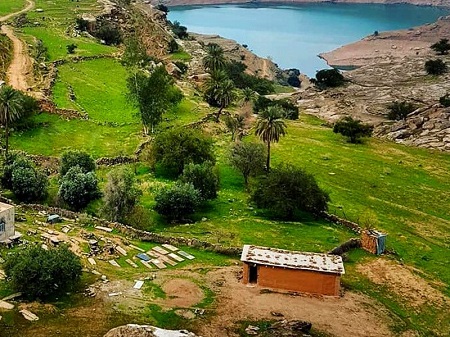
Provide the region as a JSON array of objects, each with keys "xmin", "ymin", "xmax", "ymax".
[{"xmin": 0, "ymin": 202, "xmax": 15, "ymax": 243}]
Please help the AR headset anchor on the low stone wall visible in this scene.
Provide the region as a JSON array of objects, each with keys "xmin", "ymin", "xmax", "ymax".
[
  {"xmin": 96, "ymin": 155, "xmax": 137, "ymax": 167},
  {"xmin": 322, "ymin": 212, "xmax": 362, "ymax": 233},
  {"xmin": 328, "ymin": 238, "xmax": 361, "ymax": 256}
]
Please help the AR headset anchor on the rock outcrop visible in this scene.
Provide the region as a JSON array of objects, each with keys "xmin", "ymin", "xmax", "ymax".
[{"xmin": 103, "ymin": 324, "xmax": 199, "ymax": 337}]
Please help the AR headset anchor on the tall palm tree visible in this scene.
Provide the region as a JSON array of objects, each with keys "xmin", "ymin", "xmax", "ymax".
[
  {"xmin": 213, "ymin": 78, "xmax": 236, "ymax": 122},
  {"xmin": 203, "ymin": 43, "xmax": 226, "ymax": 73},
  {"xmin": 241, "ymin": 87, "xmax": 256, "ymax": 107},
  {"xmin": 0, "ymin": 86, "xmax": 23, "ymax": 158},
  {"xmin": 255, "ymin": 106, "xmax": 287, "ymax": 171}
]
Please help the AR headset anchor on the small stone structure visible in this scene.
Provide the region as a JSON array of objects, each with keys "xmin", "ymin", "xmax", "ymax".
[
  {"xmin": 103, "ymin": 324, "xmax": 199, "ymax": 337},
  {"xmin": 0, "ymin": 202, "xmax": 16, "ymax": 243},
  {"xmin": 361, "ymin": 229, "xmax": 387, "ymax": 255},
  {"xmin": 241, "ymin": 245, "xmax": 345, "ymax": 296}
]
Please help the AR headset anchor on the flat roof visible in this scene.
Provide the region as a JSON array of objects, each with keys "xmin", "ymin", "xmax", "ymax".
[
  {"xmin": 0, "ymin": 202, "xmax": 14, "ymax": 212},
  {"xmin": 241, "ymin": 245, "xmax": 345, "ymax": 275}
]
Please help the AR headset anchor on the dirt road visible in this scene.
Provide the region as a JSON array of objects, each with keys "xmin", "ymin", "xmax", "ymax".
[{"xmin": 0, "ymin": 0, "xmax": 35, "ymax": 92}]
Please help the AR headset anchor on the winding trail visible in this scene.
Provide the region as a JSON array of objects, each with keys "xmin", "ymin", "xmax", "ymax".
[{"xmin": 0, "ymin": 0, "xmax": 35, "ymax": 92}]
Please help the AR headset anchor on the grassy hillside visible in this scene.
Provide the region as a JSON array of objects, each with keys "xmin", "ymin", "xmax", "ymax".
[{"xmin": 0, "ymin": 0, "xmax": 27, "ymax": 17}]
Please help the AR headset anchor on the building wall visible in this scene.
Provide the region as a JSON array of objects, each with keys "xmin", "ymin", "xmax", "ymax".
[
  {"xmin": 242, "ymin": 263, "xmax": 340, "ymax": 296},
  {"xmin": 0, "ymin": 206, "xmax": 15, "ymax": 241}
]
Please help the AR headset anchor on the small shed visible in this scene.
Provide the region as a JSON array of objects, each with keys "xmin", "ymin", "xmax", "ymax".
[
  {"xmin": 0, "ymin": 202, "xmax": 15, "ymax": 243},
  {"xmin": 241, "ymin": 245, "xmax": 345, "ymax": 296},
  {"xmin": 361, "ymin": 229, "xmax": 387, "ymax": 255}
]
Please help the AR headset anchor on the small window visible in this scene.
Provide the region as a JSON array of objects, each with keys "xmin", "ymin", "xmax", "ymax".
[{"xmin": 0, "ymin": 222, "xmax": 5, "ymax": 233}]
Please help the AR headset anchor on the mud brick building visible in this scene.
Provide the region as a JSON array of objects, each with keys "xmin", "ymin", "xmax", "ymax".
[{"xmin": 241, "ymin": 245, "xmax": 345, "ymax": 296}]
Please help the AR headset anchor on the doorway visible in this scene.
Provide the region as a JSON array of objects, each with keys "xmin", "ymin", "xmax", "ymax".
[{"xmin": 249, "ymin": 264, "xmax": 258, "ymax": 283}]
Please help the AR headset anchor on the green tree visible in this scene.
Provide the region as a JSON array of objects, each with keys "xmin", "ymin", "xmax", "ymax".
[
  {"xmin": 127, "ymin": 66, "xmax": 182, "ymax": 134},
  {"xmin": 333, "ymin": 116, "xmax": 373, "ymax": 143},
  {"xmin": 66, "ymin": 43, "xmax": 77, "ymax": 54},
  {"xmin": 4, "ymin": 245, "xmax": 82, "ymax": 300},
  {"xmin": 150, "ymin": 127, "xmax": 215, "ymax": 176},
  {"xmin": 60, "ymin": 150, "xmax": 96, "ymax": 176},
  {"xmin": 58, "ymin": 166, "xmax": 101, "ymax": 210},
  {"xmin": 154, "ymin": 182, "xmax": 201, "ymax": 222},
  {"xmin": 203, "ymin": 43, "xmax": 226, "ymax": 73},
  {"xmin": 430, "ymin": 38, "xmax": 450, "ymax": 55},
  {"xmin": 387, "ymin": 101, "xmax": 416, "ymax": 121},
  {"xmin": 241, "ymin": 87, "xmax": 256, "ymax": 107},
  {"xmin": 224, "ymin": 113, "xmax": 245, "ymax": 141},
  {"xmin": 0, "ymin": 86, "xmax": 24, "ymax": 157},
  {"xmin": 181, "ymin": 161, "xmax": 219, "ymax": 200},
  {"xmin": 229, "ymin": 142, "xmax": 266, "ymax": 187},
  {"xmin": 425, "ymin": 59, "xmax": 447, "ymax": 75},
  {"xmin": 122, "ymin": 36, "xmax": 154, "ymax": 68},
  {"xmin": 101, "ymin": 167, "xmax": 142, "ymax": 222},
  {"xmin": 212, "ymin": 78, "xmax": 236, "ymax": 121},
  {"xmin": 314, "ymin": 69, "xmax": 345, "ymax": 88},
  {"xmin": 251, "ymin": 164, "xmax": 330, "ymax": 219},
  {"xmin": 255, "ymin": 106, "xmax": 287, "ymax": 171}
]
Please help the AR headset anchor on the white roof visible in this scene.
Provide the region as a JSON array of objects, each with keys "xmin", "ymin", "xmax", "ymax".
[
  {"xmin": 0, "ymin": 202, "xmax": 14, "ymax": 212},
  {"xmin": 241, "ymin": 245, "xmax": 345, "ymax": 275}
]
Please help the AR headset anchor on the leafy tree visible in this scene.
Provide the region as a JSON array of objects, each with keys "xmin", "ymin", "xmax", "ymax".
[
  {"xmin": 154, "ymin": 182, "xmax": 201, "ymax": 221},
  {"xmin": 181, "ymin": 161, "xmax": 219, "ymax": 200},
  {"xmin": 95, "ymin": 23, "xmax": 122, "ymax": 45},
  {"xmin": 439, "ymin": 94, "xmax": 450, "ymax": 107},
  {"xmin": 315, "ymin": 69, "xmax": 345, "ymax": 88},
  {"xmin": 33, "ymin": 39, "xmax": 48, "ymax": 64},
  {"xmin": 127, "ymin": 66, "xmax": 182, "ymax": 134},
  {"xmin": 60, "ymin": 150, "xmax": 96, "ymax": 176},
  {"xmin": 156, "ymin": 3, "xmax": 169, "ymax": 13},
  {"xmin": 101, "ymin": 167, "xmax": 142, "ymax": 222},
  {"xmin": 425, "ymin": 59, "xmax": 447, "ymax": 75},
  {"xmin": 0, "ymin": 86, "xmax": 24, "ymax": 157},
  {"xmin": 66, "ymin": 44, "xmax": 77, "ymax": 54},
  {"xmin": 431, "ymin": 38, "xmax": 450, "ymax": 55},
  {"xmin": 253, "ymin": 96, "xmax": 298, "ymax": 120},
  {"xmin": 251, "ymin": 164, "xmax": 330, "ymax": 219},
  {"xmin": 203, "ymin": 43, "xmax": 226, "ymax": 73},
  {"xmin": 75, "ymin": 17, "xmax": 89, "ymax": 31},
  {"xmin": 224, "ymin": 113, "xmax": 245, "ymax": 141},
  {"xmin": 150, "ymin": 127, "xmax": 215, "ymax": 176},
  {"xmin": 4, "ymin": 245, "xmax": 82, "ymax": 300},
  {"xmin": 229, "ymin": 142, "xmax": 266, "ymax": 186},
  {"xmin": 122, "ymin": 36, "xmax": 154, "ymax": 68},
  {"xmin": 255, "ymin": 106, "xmax": 287, "ymax": 171},
  {"xmin": 387, "ymin": 101, "xmax": 416, "ymax": 121},
  {"xmin": 58, "ymin": 166, "xmax": 101, "ymax": 210},
  {"xmin": 333, "ymin": 116, "xmax": 373, "ymax": 143},
  {"xmin": 171, "ymin": 21, "xmax": 188, "ymax": 39},
  {"xmin": 223, "ymin": 61, "xmax": 274, "ymax": 94}
]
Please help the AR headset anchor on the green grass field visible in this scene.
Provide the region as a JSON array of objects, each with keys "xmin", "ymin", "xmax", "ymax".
[{"xmin": 0, "ymin": 0, "xmax": 27, "ymax": 17}]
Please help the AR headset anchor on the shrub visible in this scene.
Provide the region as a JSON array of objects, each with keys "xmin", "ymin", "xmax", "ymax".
[
  {"xmin": 229, "ymin": 142, "xmax": 266, "ymax": 186},
  {"xmin": 430, "ymin": 38, "xmax": 450, "ymax": 55},
  {"xmin": 333, "ymin": 116, "xmax": 373, "ymax": 143},
  {"xmin": 156, "ymin": 4, "xmax": 169, "ymax": 13},
  {"xmin": 66, "ymin": 43, "xmax": 77, "ymax": 54},
  {"xmin": 315, "ymin": 69, "xmax": 345, "ymax": 88},
  {"xmin": 387, "ymin": 101, "xmax": 416, "ymax": 121},
  {"xmin": 101, "ymin": 167, "xmax": 142, "ymax": 222},
  {"xmin": 154, "ymin": 182, "xmax": 201, "ymax": 221},
  {"xmin": 169, "ymin": 39, "xmax": 179, "ymax": 53},
  {"xmin": 150, "ymin": 128, "xmax": 215, "ymax": 176},
  {"xmin": 181, "ymin": 161, "xmax": 219, "ymax": 200},
  {"xmin": 174, "ymin": 61, "xmax": 188, "ymax": 74},
  {"xmin": 251, "ymin": 164, "xmax": 330, "ymax": 219},
  {"xmin": 425, "ymin": 59, "xmax": 447, "ymax": 75},
  {"xmin": 58, "ymin": 166, "xmax": 101, "ymax": 210},
  {"xmin": 4, "ymin": 245, "xmax": 82, "ymax": 300},
  {"xmin": 75, "ymin": 17, "xmax": 89, "ymax": 31},
  {"xmin": 171, "ymin": 21, "xmax": 188, "ymax": 39},
  {"xmin": 60, "ymin": 150, "xmax": 96, "ymax": 176},
  {"xmin": 96, "ymin": 23, "xmax": 122, "ymax": 45},
  {"xmin": 287, "ymin": 75, "xmax": 301, "ymax": 87},
  {"xmin": 2, "ymin": 155, "xmax": 48, "ymax": 202},
  {"xmin": 223, "ymin": 61, "xmax": 274, "ymax": 94},
  {"xmin": 439, "ymin": 94, "xmax": 450, "ymax": 107},
  {"xmin": 253, "ymin": 96, "xmax": 298, "ymax": 120}
]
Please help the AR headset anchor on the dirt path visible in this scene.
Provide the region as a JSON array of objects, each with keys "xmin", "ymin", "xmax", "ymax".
[{"xmin": 0, "ymin": 0, "xmax": 35, "ymax": 92}]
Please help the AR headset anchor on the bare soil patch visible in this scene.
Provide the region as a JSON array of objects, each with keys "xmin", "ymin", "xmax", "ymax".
[
  {"xmin": 357, "ymin": 258, "xmax": 449, "ymax": 308},
  {"xmin": 161, "ymin": 278, "xmax": 204, "ymax": 308}
]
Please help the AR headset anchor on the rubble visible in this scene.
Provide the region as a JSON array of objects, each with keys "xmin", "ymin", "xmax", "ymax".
[{"xmin": 103, "ymin": 324, "xmax": 199, "ymax": 337}]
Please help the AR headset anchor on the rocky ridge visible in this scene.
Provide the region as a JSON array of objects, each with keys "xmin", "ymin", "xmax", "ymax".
[{"xmin": 103, "ymin": 324, "xmax": 199, "ymax": 337}]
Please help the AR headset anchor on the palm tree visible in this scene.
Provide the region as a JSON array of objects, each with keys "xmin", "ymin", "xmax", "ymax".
[
  {"xmin": 213, "ymin": 79, "xmax": 236, "ymax": 122},
  {"xmin": 203, "ymin": 43, "xmax": 226, "ymax": 73},
  {"xmin": 241, "ymin": 87, "xmax": 256, "ymax": 107},
  {"xmin": 255, "ymin": 106, "xmax": 287, "ymax": 171},
  {"xmin": 0, "ymin": 86, "xmax": 24, "ymax": 158}
]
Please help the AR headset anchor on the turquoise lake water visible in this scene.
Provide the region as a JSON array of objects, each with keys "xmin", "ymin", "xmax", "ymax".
[{"xmin": 168, "ymin": 3, "xmax": 450, "ymax": 76}]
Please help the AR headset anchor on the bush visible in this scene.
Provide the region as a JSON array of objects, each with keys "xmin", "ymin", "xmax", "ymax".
[
  {"xmin": 223, "ymin": 61, "xmax": 274, "ymax": 94},
  {"xmin": 150, "ymin": 128, "xmax": 215, "ymax": 176},
  {"xmin": 95, "ymin": 23, "xmax": 122, "ymax": 45},
  {"xmin": 66, "ymin": 43, "xmax": 77, "ymax": 54},
  {"xmin": 156, "ymin": 4, "xmax": 169, "ymax": 13},
  {"xmin": 333, "ymin": 116, "xmax": 373, "ymax": 143},
  {"xmin": 58, "ymin": 166, "xmax": 101, "ymax": 210},
  {"xmin": 171, "ymin": 21, "xmax": 188, "ymax": 39},
  {"xmin": 253, "ymin": 96, "xmax": 298, "ymax": 120},
  {"xmin": 101, "ymin": 167, "xmax": 142, "ymax": 222},
  {"xmin": 4, "ymin": 245, "xmax": 82, "ymax": 300},
  {"xmin": 439, "ymin": 94, "xmax": 450, "ymax": 107},
  {"xmin": 430, "ymin": 38, "xmax": 450, "ymax": 55},
  {"xmin": 154, "ymin": 182, "xmax": 201, "ymax": 221},
  {"xmin": 287, "ymin": 75, "xmax": 301, "ymax": 87},
  {"xmin": 2, "ymin": 155, "xmax": 48, "ymax": 202},
  {"xmin": 174, "ymin": 61, "xmax": 188, "ymax": 74},
  {"xmin": 387, "ymin": 101, "xmax": 416, "ymax": 121},
  {"xmin": 181, "ymin": 161, "xmax": 219, "ymax": 200},
  {"xmin": 229, "ymin": 142, "xmax": 266, "ymax": 186},
  {"xmin": 425, "ymin": 59, "xmax": 447, "ymax": 75},
  {"xmin": 252, "ymin": 164, "xmax": 329, "ymax": 219},
  {"xmin": 315, "ymin": 69, "xmax": 345, "ymax": 88},
  {"xmin": 168, "ymin": 39, "xmax": 179, "ymax": 53},
  {"xmin": 60, "ymin": 150, "xmax": 96, "ymax": 176},
  {"xmin": 75, "ymin": 18, "xmax": 89, "ymax": 31}
]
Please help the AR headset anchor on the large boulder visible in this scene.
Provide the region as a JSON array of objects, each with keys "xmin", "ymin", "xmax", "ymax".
[{"xmin": 103, "ymin": 324, "xmax": 199, "ymax": 337}]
